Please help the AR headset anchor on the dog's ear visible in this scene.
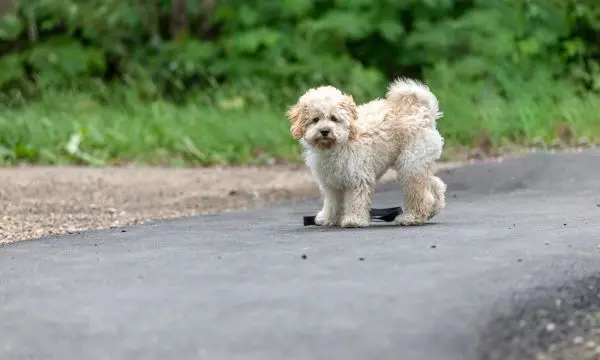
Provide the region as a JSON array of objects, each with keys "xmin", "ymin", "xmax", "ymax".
[
  {"xmin": 286, "ymin": 103, "xmax": 305, "ymax": 140},
  {"xmin": 341, "ymin": 95, "xmax": 359, "ymax": 141},
  {"xmin": 286, "ymin": 103, "xmax": 302, "ymax": 123}
]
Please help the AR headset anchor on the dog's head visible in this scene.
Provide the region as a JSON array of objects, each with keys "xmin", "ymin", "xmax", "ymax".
[{"xmin": 286, "ymin": 86, "xmax": 358, "ymax": 150}]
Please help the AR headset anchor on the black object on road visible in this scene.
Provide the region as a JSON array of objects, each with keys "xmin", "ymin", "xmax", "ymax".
[{"xmin": 303, "ymin": 207, "xmax": 403, "ymax": 226}]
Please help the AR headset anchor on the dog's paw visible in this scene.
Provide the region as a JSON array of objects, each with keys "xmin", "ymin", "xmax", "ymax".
[
  {"xmin": 394, "ymin": 213, "xmax": 426, "ymax": 226},
  {"xmin": 340, "ymin": 216, "xmax": 370, "ymax": 228},
  {"xmin": 315, "ymin": 211, "xmax": 338, "ymax": 226},
  {"xmin": 427, "ymin": 206, "xmax": 443, "ymax": 220}
]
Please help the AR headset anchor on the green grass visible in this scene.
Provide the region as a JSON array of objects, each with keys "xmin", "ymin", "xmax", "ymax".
[
  {"xmin": 1, "ymin": 81, "xmax": 599, "ymax": 167},
  {"xmin": 0, "ymin": 91, "xmax": 300, "ymax": 166},
  {"xmin": 427, "ymin": 69, "xmax": 600, "ymax": 149}
]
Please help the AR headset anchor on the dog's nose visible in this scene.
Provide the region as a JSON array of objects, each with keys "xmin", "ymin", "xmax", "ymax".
[{"xmin": 320, "ymin": 129, "xmax": 330, "ymax": 137}]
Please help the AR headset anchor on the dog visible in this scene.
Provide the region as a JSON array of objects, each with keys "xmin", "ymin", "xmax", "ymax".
[{"xmin": 286, "ymin": 77, "xmax": 447, "ymax": 228}]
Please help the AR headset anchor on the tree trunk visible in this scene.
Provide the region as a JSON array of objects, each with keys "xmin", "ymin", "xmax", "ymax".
[{"xmin": 170, "ymin": 0, "xmax": 188, "ymax": 39}]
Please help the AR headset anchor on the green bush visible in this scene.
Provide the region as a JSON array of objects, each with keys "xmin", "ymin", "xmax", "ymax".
[{"xmin": 0, "ymin": 0, "xmax": 599, "ymax": 105}]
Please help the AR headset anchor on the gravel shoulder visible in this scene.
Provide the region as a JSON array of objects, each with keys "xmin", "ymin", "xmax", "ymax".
[{"xmin": 0, "ymin": 162, "xmax": 463, "ymax": 244}]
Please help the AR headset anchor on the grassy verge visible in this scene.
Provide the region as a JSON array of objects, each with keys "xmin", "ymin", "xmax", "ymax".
[
  {"xmin": 1, "ymin": 82, "xmax": 599, "ymax": 167},
  {"xmin": 0, "ymin": 91, "xmax": 300, "ymax": 166},
  {"xmin": 430, "ymin": 73, "xmax": 600, "ymax": 150}
]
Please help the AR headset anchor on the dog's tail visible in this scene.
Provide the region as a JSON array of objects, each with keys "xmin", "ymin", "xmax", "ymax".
[{"xmin": 386, "ymin": 77, "xmax": 443, "ymax": 120}]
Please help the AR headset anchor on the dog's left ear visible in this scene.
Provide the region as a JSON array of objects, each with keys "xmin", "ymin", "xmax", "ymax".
[
  {"xmin": 286, "ymin": 103, "xmax": 305, "ymax": 140},
  {"xmin": 341, "ymin": 95, "xmax": 359, "ymax": 141}
]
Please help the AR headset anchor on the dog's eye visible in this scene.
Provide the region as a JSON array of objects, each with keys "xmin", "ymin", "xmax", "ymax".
[
  {"xmin": 330, "ymin": 116, "xmax": 338, "ymax": 122},
  {"xmin": 312, "ymin": 117, "xmax": 319, "ymax": 123}
]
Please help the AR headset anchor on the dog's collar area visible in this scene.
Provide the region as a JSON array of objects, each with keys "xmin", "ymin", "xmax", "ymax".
[{"xmin": 303, "ymin": 207, "xmax": 403, "ymax": 226}]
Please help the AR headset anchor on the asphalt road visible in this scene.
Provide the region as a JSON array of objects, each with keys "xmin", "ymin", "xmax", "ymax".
[{"xmin": 1, "ymin": 150, "xmax": 599, "ymax": 360}]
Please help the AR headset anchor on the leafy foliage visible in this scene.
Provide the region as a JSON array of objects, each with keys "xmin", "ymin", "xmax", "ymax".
[{"xmin": 0, "ymin": 0, "xmax": 599, "ymax": 106}]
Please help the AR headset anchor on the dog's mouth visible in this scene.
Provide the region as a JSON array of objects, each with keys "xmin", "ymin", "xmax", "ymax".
[{"xmin": 311, "ymin": 136, "xmax": 336, "ymax": 149}]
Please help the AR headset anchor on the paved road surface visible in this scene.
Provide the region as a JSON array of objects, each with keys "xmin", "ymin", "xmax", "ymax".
[{"xmin": 1, "ymin": 150, "xmax": 599, "ymax": 360}]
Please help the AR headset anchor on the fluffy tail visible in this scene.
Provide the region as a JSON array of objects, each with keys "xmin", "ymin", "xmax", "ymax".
[{"xmin": 385, "ymin": 77, "xmax": 443, "ymax": 120}]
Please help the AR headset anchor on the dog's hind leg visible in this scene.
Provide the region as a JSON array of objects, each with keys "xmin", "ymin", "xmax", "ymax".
[
  {"xmin": 394, "ymin": 129, "xmax": 444, "ymax": 226},
  {"xmin": 428, "ymin": 175, "xmax": 447, "ymax": 220},
  {"xmin": 394, "ymin": 169, "xmax": 436, "ymax": 226}
]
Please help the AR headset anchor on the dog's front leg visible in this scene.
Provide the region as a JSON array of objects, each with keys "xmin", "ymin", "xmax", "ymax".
[
  {"xmin": 315, "ymin": 188, "xmax": 343, "ymax": 226},
  {"xmin": 340, "ymin": 184, "xmax": 373, "ymax": 228}
]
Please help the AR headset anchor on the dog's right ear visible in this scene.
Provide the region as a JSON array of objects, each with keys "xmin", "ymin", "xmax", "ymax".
[
  {"xmin": 286, "ymin": 103, "xmax": 305, "ymax": 140},
  {"xmin": 286, "ymin": 103, "xmax": 302, "ymax": 122}
]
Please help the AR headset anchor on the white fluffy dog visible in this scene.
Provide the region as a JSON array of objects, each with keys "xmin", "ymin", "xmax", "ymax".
[{"xmin": 286, "ymin": 78, "xmax": 447, "ymax": 228}]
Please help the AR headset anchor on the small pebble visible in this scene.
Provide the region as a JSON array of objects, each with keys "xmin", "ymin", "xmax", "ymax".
[
  {"xmin": 573, "ymin": 336, "xmax": 584, "ymax": 345},
  {"xmin": 301, "ymin": 254, "xmax": 307, "ymax": 260},
  {"xmin": 358, "ymin": 257, "xmax": 365, "ymax": 261},
  {"xmin": 430, "ymin": 244, "xmax": 437, "ymax": 249},
  {"xmin": 586, "ymin": 340, "xmax": 597, "ymax": 349},
  {"xmin": 545, "ymin": 323, "xmax": 556, "ymax": 332}
]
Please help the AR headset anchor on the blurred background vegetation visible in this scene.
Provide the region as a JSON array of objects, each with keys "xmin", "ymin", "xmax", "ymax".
[{"xmin": 0, "ymin": 0, "xmax": 599, "ymax": 166}]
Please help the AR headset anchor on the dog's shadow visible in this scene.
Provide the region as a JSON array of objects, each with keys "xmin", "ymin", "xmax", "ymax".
[{"xmin": 291, "ymin": 221, "xmax": 441, "ymax": 233}]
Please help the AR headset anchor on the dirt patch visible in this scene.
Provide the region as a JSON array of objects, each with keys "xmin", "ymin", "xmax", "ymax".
[
  {"xmin": 537, "ymin": 327, "xmax": 599, "ymax": 360},
  {"xmin": 0, "ymin": 161, "xmax": 466, "ymax": 244},
  {"xmin": 478, "ymin": 274, "xmax": 600, "ymax": 360}
]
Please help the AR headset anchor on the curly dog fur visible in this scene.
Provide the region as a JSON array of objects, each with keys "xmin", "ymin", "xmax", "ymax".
[{"xmin": 286, "ymin": 78, "xmax": 447, "ymax": 227}]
